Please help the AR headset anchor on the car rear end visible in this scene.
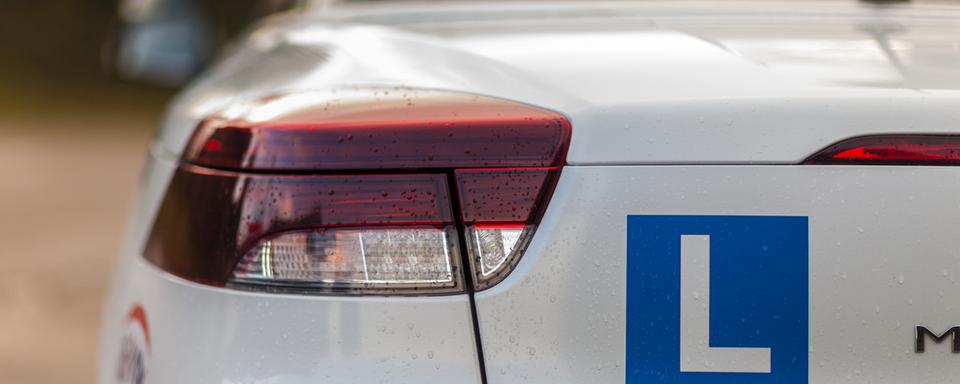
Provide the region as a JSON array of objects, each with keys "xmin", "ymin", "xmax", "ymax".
[{"xmin": 99, "ymin": 1, "xmax": 960, "ymax": 383}]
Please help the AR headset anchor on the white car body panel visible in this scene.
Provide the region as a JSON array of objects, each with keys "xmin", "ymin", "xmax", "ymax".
[
  {"xmin": 99, "ymin": 1, "xmax": 960, "ymax": 383},
  {"xmin": 477, "ymin": 165, "xmax": 960, "ymax": 383},
  {"xmin": 115, "ymin": 259, "xmax": 481, "ymax": 384},
  {"xmin": 155, "ymin": 2, "xmax": 960, "ymax": 163}
]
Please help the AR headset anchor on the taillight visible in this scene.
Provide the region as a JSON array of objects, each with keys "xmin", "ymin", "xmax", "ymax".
[
  {"xmin": 805, "ymin": 135, "xmax": 960, "ymax": 165},
  {"xmin": 144, "ymin": 89, "xmax": 570, "ymax": 294}
]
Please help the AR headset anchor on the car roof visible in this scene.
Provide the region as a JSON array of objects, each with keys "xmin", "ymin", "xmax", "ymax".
[
  {"xmin": 295, "ymin": 1, "xmax": 960, "ymax": 104},
  {"xmin": 156, "ymin": 1, "xmax": 960, "ymax": 163}
]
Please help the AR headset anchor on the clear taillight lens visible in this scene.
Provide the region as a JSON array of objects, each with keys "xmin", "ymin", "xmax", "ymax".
[
  {"xmin": 144, "ymin": 168, "xmax": 460, "ymax": 292},
  {"xmin": 233, "ymin": 227, "xmax": 459, "ymax": 293},
  {"xmin": 144, "ymin": 88, "xmax": 570, "ymax": 295},
  {"xmin": 455, "ymin": 168, "xmax": 558, "ymax": 287},
  {"xmin": 467, "ymin": 225, "xmax": 527, "ymax": 276}
]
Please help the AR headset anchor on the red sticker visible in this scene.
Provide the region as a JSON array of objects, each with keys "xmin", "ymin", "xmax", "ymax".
[{"xmin": 116, "ymin": 303, "xmax": 150, "ymax": 384}]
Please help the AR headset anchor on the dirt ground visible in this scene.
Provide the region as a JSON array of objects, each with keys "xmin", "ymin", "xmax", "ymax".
[{"xmin": 0, "ymin": 104, "xmax": 162, "ymax": 383}]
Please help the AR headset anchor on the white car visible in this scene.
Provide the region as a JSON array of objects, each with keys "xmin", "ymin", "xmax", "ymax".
[{"xmin": 99, "ymin": 1, "xmax": 960, "ymax": 383}]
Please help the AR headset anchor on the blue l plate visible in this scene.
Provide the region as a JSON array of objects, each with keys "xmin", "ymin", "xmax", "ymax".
[{"xmin": 626, "ymin": 215, "xmax": 808, "ymax": 384}]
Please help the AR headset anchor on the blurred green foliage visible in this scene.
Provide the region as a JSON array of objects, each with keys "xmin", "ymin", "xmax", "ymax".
[{"xmin": 0, "ymin": 0, "xmax": 272, "ymax": 116}]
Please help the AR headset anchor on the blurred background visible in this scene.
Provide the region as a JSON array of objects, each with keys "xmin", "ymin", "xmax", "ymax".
[{"xmin": 0, "ymin": 1, "xmax": 297, "ymax": 382}]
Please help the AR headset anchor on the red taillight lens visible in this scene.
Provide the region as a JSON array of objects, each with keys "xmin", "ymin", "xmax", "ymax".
[
  {"xmin": 454, "ymin": 168, "xmax": 558, "ymax": 288},
  {"xmin": 144, "ymin": 168, "xmax": 460, "ymax": 292},
  {"xmin": 186, "ymin": 91, "xmax": 568, "ymax": 171},
  {"xmin": 144, "ymin": 89, "xmax": 570, "ymax": 294},
  {"xmin": 805, "ymin": 135, "xmax": 960, "ymax": 165}
]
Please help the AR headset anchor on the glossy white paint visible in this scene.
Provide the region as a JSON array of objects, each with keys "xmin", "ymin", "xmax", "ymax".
[
  {"xmin": 99, "ymin": 1, "xmax": 960, "ymax": 383},
  {"xmin": 477, "ymin": 165, "xmax": 960, "ymax": 383},
  {"xmin": 112, "ymin": 259, "xmax": 481, "ymax": 384},
  {"xmin": 155, "ymin": 1, "xmax": 960, "ymax": 163}
]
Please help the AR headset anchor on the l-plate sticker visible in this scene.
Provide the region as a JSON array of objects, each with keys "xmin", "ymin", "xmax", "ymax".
[{"xmin": 626, "ymin": 215, "xmax": 808, "ymax": 384}]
